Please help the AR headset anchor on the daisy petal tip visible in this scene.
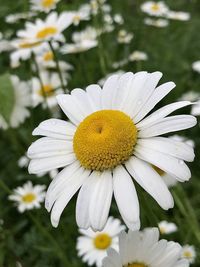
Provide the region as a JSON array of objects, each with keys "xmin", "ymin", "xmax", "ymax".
[{"xmin": 51, "ymin": 218, "xmax": 59, "ymax": 228}]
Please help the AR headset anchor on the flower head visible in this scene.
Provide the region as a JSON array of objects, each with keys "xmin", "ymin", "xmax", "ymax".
[
  {"xmin": 158, "ymin": 220, "xmax": 177, "ymax": 234},
  {"xmin": 30, "ymin": 0, "xmax": 61, "ymax": 13},
  {"xmin": 141, "ymin": 1, "xmax": 169, "ymax": 17},
  {"xmin": 181, "ymin": 245, "xmax": 196, "ymax": 264},
  {"xmin": 9, "ymin": 181, "xmax": 46, "ymax": 212},
  {"xmin": 28, "ymin": 71, "xmax": 196, "ymax": 230},
  {"xmin": 103, "ymin": 228, "xmax": 189, "ymax": 267},
  {"xmin": 77, "ymin": 217, "xmax": 125, "ymax": 267}
]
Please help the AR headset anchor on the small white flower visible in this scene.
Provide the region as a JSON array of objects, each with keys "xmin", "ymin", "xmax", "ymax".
[
  {"xmin": 144, "ymin": 17, "xmax": 169, "ymax": 27},
  {"xmin": 9, "ymin": 181, "xmax": 46, "ymax": 213},
  {"xmin": 158, "ymin": 220, "xmax": 177, "ymax": 234},
  {"xmin": 0, "ymin": 76, "xmax": 31, "ymax": 130},
  {"xmin": 179, "ymin": 91, "xmax": 200, "ymax": 102},
  {"xmin": 30, "ymin": 0, "xmax": 61, "ymax": 13},
  {"xmin": 192, "ymin": 60, "xmax": 200, "ymax": 73},
  {"xmin": 31, "ymin": 71, "xmax": 64, "ymax": 108},
  {"xmin": 17, "ymin": 12, "xmax": 74, "ymax": 42},
  {"xmin": 28, "ymin": 71, "xmax": 196, "ymax": 230},
  {"xmin": 129, "ymin": 51, "xmax": 148, "ymax": 61},
  {"xmin": 113, "ymin": 14, "xmax": 124, "ymax": 25},
  {"xmin": 18, "ymin": 155, "xmax": 30, "ymax": 168},
  {"xmin": 77, "ymin": 217, "xmax": 125, "ymax": 267},
  {"xmin": 141, "ymin": 1, "xmax": 169, "ymax": 17},
  {"xmin": 117, "ymin": 30, "xmax": 133, "ymax": 44},
  {"xmin": 166, "ymin": 11, "xmax": 190, "ymax": 21},
  {"xmin": 5, "ymin": 12, "xmax": 36, "ymax": 24},
  {"xmin": 66, "ymin": 7, "xmax": 90, "ymax": 26},
  {"xmin": 103, "ymin": 228, "xmax": 189, "ymax": 267},
  {"xmin": 181, "ymin": 245, "xmax": 196, "ymax": 264},
  {"xmin": 61, "ymin": 27, "xmax": 98, "ymax": 54}
]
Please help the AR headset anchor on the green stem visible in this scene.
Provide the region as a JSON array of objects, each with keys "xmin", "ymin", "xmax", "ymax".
[
  {"xmin": 48, "ymin": 41, "xmax": 67, "ymax": 93},
  {"xmin": 0, "ymin": 179, "xmax": 12, "ymax": 194},
  {"xmin": 28, "ymin": 213, "xmax": 71, "ymax": 266}
]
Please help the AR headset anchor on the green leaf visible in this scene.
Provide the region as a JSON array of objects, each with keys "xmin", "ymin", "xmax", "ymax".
[{"xmin": 0, "ymin": 73, "xmax": 15, "ymax": 123}]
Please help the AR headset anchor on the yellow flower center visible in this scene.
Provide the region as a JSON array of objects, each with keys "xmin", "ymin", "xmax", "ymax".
[
  {"xmin": 183, "ymin": 251, "xmax": 192, "ymax": 258},
  {"xmin": 151, "ymin": 4, "xmax": 160, "ymax": 11},
  {"xmin": 159, "ymin": 226, "xmax": 166, "ymax": 234},
  {"xmin": 73, "ymin": 15, "xmax": 81, "ymax": 24},
  {"xmin": 19, "ymin": 41, "xmax": 42, "ymax": 49},
  {"xmin": 127, "ymin": 263, "xmax": 148, "ymax": 267},
  {"xmin": 43, "ymin": 51, "xmax": 54, "ymax": 61},
  {"xmin": 94, "ymin": 233, "xmax": 112, "ymax": 250},
  {"xmin": 38, "ymin": 84, "xmax": 54, "ymax": 97},
  {"xmin": 36, "ymin": 27, "xmax": 58, "ymax": 39},
  {"xmin": 42, "ymin": 0, "xmax": 55, "ymax": 8},
  {"xmin": 73, "ymin": 110, "xmax": 137, "ymax": 171},
  {"xmin": 22, "ymin": 193, "xmax": 36, "ymax": 203},
  {"xmin": 152, "ymin": 165, "xmax": 165, "ymax": 176}
]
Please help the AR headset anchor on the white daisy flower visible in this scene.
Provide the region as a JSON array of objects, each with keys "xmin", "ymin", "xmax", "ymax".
[
  {"xmin": 129, "ymin": 51, "xmax": 148, "ymax": 62},
  {"xmin": 141, "ymin": 1, "xmax": 169, "ymax": 17},
  {"xmin": 61, "ymin": 27, "xmax": 98, "ymax": 54},
  {"xmin": 181, "ymin": 245, "xmax": 196, "ymax": 264},
  {"xmin": 113, "ymin": 14, "xmax": 124, "ymax": 25},
  {"xmin": 17, "ymin": 12, "xmax": 74, "ymax": 42},
  {"xmin": 153, "ymin": 135, "xmax": 195, "ymax": 188},
  {"xmin": 5, "ymin": 12, "xmax": 36, "ymax": 24},
  {"xmin": 31, "ymin": 71, "xmax": 64, "ymax": 108},
  {"xmin": 0, "ymin": 76, "xmax": 31, "ymax": 130},
  {"xmin": 28, "ymin": 71, "xmax": 196, "ymax": 230},
  {"xmin": 166, "ymin": 11, "xmax": 190, "ymax": 21},
  {"xmin": 158, "ymin": 220, "xmax": 177, "ymax": 234},
  {"xmin": 117, "ymin": 30, "xmax": 134, "ymax": 44},
  {"xmin": 103, "ymin": 228, "xmax": 189, "ymax": 267},
  {"xmin": 77, "ymin": 217, "xmax": 125, "ymax": 267},
  {"xmin": 179, "ymin": 91, "xmax": 200, "ymax": 116},
  {"xmin": 9, "ymin": 181, "xmax": 46, "ymax": 213},
  {"xmin": 192, "ymin": 60, "xmax": 200, "ymax": 73},
  {"xmin": 30, "ymin": 0, "xmax": 61, "ymax": 13},
  {"xmin": 66, "ymin": 7, "xmax": 90, "ymax": 26},
  {"xmin": 144, "ymin": 17, "xmax": 169, "ymax": 27}
]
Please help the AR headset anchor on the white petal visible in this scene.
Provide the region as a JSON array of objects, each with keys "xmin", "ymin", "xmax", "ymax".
[
  {"xmin": 71, "ymin": 88, "xmax": 94, "ymax": 116},
  {"xmin": 28, "ymin": 153, "xmax": 76, "ymax": 174},
  {"xmin": 56, "ymin": 94, "xmax": 85, "ymax": 125},
  {"xmin": 101, "ymin": 74, "xmax": 119, "ymax": 109},
  {"xmin": 137, "ymin": 137, "xmax": 195, "ymax": 162},
  {"xmin": 138, "ymin": 115, "xmax": 197, "ymax": 138},
  {"xmin": 134, "ymin": 81, "xmax": 175, "ymax": 123},
  {"xmin": 86, "ymin": 84, "xmax": 102, "ymax": 110},
  {"xmin": 89, "ymin": 170, "xmax": 113, "ymax": 231},
  {"xmin": 126, "ymin": 157, "xmax": 174, "ymax": 210},
  {"xmin": 137, "ymin": 101, "xmax": 192, "ymax": 129},
  {"xmin": 50, "ymin": 168, "xmax": 90, "ymax": 227},
  {"xmin": 32, "ymin": 119, "xmax": 76, "ymax": 140},
  {"xmin": 113, "ymin": 166, "xmax": 140, "ymax": 230},
  {"xmin": 28, "ymin": 137, "xmax": 73, "ymax": 158},
  {"xmin": 134, "ymin": 145, "xmax": 191, "ymax": 182}
]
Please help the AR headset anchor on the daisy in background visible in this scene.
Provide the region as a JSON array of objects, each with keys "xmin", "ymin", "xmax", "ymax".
[
  {"xmin": 61, "ymin": 27, "xmax": 98, "ymax": 54},
  {"xmin": 28, "ymin": 71, "xmax": 196, "ymax": 231},
  {"xmin": 166, "ymin": 11, "xmax": 190, "ymax": 21},
  {"xmin": 9, "ymin": 181, "xmax": 46, "ymax": 213},
  {"xmin": 77, "ymin": 217, "xmax": 125, "ymax": 267},
  {"xmin": 65, "ymin": 6, "xmax": 90, "ymax": 26},
  {"xmin": 5, "ymin": 11, "xmax": 36, "ymax": 24},
  {"xmin": 144, "ymin": 17, "xmax": 169, "ymax": 27},
  {"xmin": 31, "ymin": 71, "xmax": 64, "ymax": 108},
  {"xmin": 179, "ymin": 91, "xmax": 200, "ymax": 117},
  {"xmin": 141, "ymin": 1, "xmax": 169, "ymax": 17},
  {"xmin": 129, "ymin": 51, "xmax": 148, "ymax": 62},
  {"xmin": 30, "ymin": 0, "xmax": 61, "ymax": 13},
  {"xmin": 117, "ymin": 30, "xmax": 134, "ymax": 44},
  {"xmin": 153, "ymin": 135, "xmax": 195, "ymax": 188},
  {"xmin": 17, "ymin": 12, "xmax": 74, "ymax": 43},
  {"xmin": 181, "ymin": 245, "xmax": 196, "ymax": 264},
  {"xmin": 158, "ymin": 220, "xmax": 177, "ymax": 234},
  {"xmin": 0, "ymin": 76, "xmax": 31, "ymax": 130},
  {"xmin": 103, "ymin": 228, "xmax": 189, "ymax": 267},
  {"xmin": 192, "ymin": 60, "xmax": 200, "ymax": 74}
]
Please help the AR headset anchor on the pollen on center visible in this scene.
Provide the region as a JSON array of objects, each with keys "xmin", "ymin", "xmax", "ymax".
[{"xmin": 73, "ymin": 110, "xmax": 137, "ymax": 171}]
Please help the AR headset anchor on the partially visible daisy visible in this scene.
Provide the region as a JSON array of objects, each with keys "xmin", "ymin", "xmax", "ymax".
[
  {"xmin": 32, "ymin": 71, "xmax": 64, "ymax": 108},
  {"xmin": 30, "ymin": 0, "xmax": 61, "ymax": 13},
  {"xmin": 9, "ymin": 181, "xmax": 46, "ymax": 213},
  {"xmin": 66, "ymin": 7, "xmax": 90, "ymax": 26},
  {"xmin": 17, "ymin": 12, "xmax": 74, "ymax": 42},
  {"xmin": 117, "ymin": 30, "xmax": 133, "ymax": 44},
  {"xmin": 5, "ymin": 12, "xmax": 36, "ymax": 24},
  {"xmin": 77, "ymin": 217, "xmax": 125, "ymax": 267},
  {"xmin": 192, "ymin": 60, "xmax": 200, "ymax": 73},
  {"xmin": 141, "ymin": 1, "xmax": 169, "ymax": 17},
  {"xmin": 112, "ymin": 60, "xmax": 128, "ymax": 69},
  {"xmin": 181, "ymin": 245, "xmax": 196, "ymax": 264},
  {"xmin": 158, "ymin": 220, "xmax": 177, "ymax": 234},
  {"xmin": 28, "ymin": 71, "xmax": 196, "ymax": 230},
  {"xmin": 103, "ymin": 228, "xmax": 189, "ymax": 267},
  {"xmin": 179, "ymin": 91, "xmax": 200, "ymax": 102},
  {"xmin": 144, "ymin": 17, "xmax": 169, "ymax": 27},
  {"xmin": 0, "ymin": 76, "xmax": 31, "ymax": 130},
  {"xmin": 61, "ymin": 27, "xmax": 98, "ymax": 54},
  {"xmin": 129, "ymin": 51, "xmax": 148, "ymax": 62},
  {"xmin": 166, "ymin": 11, "xmax": 190, "ymax": 21},
  {"xmin": 113, "ymin": 14, "xmax": 124, "ymax": 25}
]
